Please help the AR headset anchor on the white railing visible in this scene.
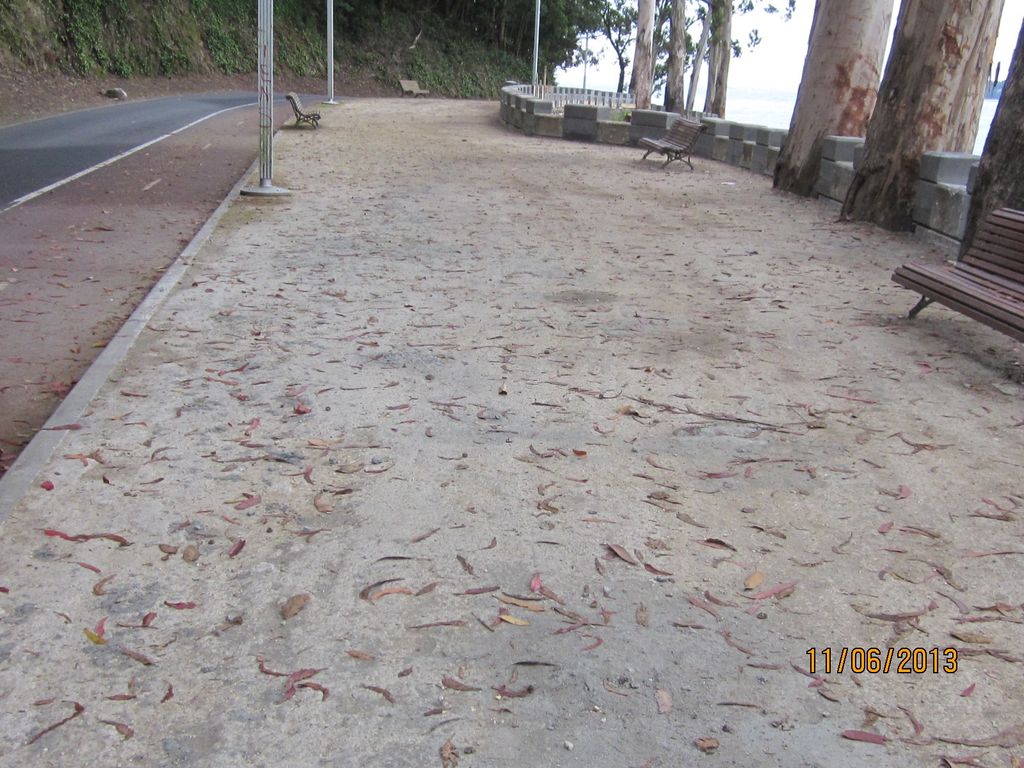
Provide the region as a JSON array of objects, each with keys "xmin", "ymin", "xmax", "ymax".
[{"xmin": 506, "ymin": 83, "xmax": 634, "ymax": 111}]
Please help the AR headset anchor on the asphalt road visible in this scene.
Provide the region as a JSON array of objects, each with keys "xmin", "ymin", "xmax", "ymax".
[
  {"xmin": 0, "ymin": 92, "xmax": 257, "ymax": 209},
  {"xmin": 0, "ymin": 90, "xmax": 311, "ymax": 477}
]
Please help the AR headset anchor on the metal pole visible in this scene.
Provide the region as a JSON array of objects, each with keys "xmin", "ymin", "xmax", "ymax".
[
  {"xmin": 242, "ymin": 0, "xmax": 289, "ymax": 196},
  {"xmin": 582, "ymin": 34, "xmax": 589, "ymax": 90},
  {"xmin": 323, "ymin": 0, "xmax": 338, "ymax": 104},
  {"xmin": 531, "ymin": 0, "xmax": 540, "ymax": 89}
]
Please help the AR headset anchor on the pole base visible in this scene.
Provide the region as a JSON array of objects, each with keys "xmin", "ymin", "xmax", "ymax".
[
  {"xmin": 322, "ymin": 99, "xmax": 339, "ymax": 105},
  {"xmin": 241, "ymin": 183, "xmax": 291, "ymax": 197}
]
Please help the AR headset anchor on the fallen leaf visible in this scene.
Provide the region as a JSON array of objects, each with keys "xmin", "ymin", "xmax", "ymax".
[
  {"xmin": 346, "ymin": 650, "xmax": 375, "ymax": 661},
  {"xmin": 643, "ymin": 562, "xmax": 673, "ymax": 576},
  {"xmin": 606, "ymin": 544, "xmax": 638, "ymax": 565},
  {"xmin": 99, "ymin": 720, "xmax": 133, "ymax": 739},
  {"xmin": 498, "ymin": 615, "xmax": 530, "ymax": 626},
  {"xmin": 233, "ymin": 493, "xmax": 261, "ymax": 511},
  {"xmin": 442, "ymin": 675, "xmax": 481, "ymax": 692},
  {"xmin": 960, "ymin": 683, "xmax": 976, "ymax": 697},
  {"xmin": 181, "ymin": 545, "xmax": 200, "ymax": 563},
  {"xmin": 493, "ymin": 684, "xmax": 534, "ymax": 698},
  {"xmin": 163, "ymin": 601, "xmax": 196, "ymax": 610},
  {"xmin": 695, "ymin": 737, "xmax": 719, "ymax": 753},
  {"xmin": 841, "ymin": 730, "xmax": 887, "ymax": 745},
  {"xmin": 744, "ymin": 570, "xmax": 765, "ymax": 590},
  {"xmin": 281, "ymin": 593, "xmax": 312, "ymax": 619},
  {"xmin": 362, "ymin": 684, "xmax": 395, "ymax": 703},
  {"xmin": 27, "ymin": 701, "xmax": 85, "ymax": 745},
  {"xmin": 655, "ymin": 688, "xmax": 672, "ymax": 714}
]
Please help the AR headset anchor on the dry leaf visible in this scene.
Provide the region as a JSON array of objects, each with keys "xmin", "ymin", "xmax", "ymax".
[
  {"xmin": 281, "ymin": 593, "xmax": 312, "ymax": 620},
  {"xmin": 607, "ymin": 544, "xmax": 638, "ymax": 565},
  {"xmin": 655, "ymin": 688, "xmax": 672, "ymax": 714},
  {"xmin": 695, "ymin": 737, "xmax": 719, "ymax": 752},
  {"xmin": 181, "ymin": 545, "xmax": 199, "ymax": 563},
  {"xmin": 744, "ymin": 570, "xmax": 765, "ymax": 591},
  {"xmin": 441, "ymin": 675, "xmax": 481, "ymax": 692},
  {"xmin": 498, "ymin": 615, "xmax": 530, "ymax": 626},
  {"xmin": 841, "ymin": 730, "xmax": 887, "ymax": 745}
]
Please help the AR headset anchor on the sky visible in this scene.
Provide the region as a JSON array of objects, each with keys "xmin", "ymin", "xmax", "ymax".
[{"xmin": 556, "ymin": 0, "xmax": 1024, "ymax": 103}]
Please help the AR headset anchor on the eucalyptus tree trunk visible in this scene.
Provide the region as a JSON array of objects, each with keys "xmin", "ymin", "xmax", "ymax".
[
  {"xmin": 631, "ymin": 0, "xmax": 656, "ymax": 108},
  {"xmin": 665, "ymin": 0, "xmax": 687, "ymax": 112},
  {"xmin": 703, "ymin": 0, "xmax": 731, "ymax": 117},
  {"xmin": 686, "ymin": 11, "xmax": 711, "ymax": 111},
  {"xmin": 842, "ymin": 0, "xmax": 1005, "ymax": 230},
  {"xmin": 774, "ymin": 0, "xmax": 893, "ymax": 195},
  {"xmin": 962, "ymin": 20, "xmax": 1024, "ymax": 253}
]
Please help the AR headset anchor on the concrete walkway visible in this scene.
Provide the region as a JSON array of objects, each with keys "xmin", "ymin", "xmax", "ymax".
[{"xmin": 0, "ymin": 99, "xmax": 1022, "ymax": 767}]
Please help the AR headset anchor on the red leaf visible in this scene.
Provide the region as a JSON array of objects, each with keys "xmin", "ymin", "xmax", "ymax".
[
  {"xmin": 163, "ymin": 601, "xmax": 196, "ymax": 610},
  {"xmin": 960, "ymin": 683, "xmax": 976, "ymax": 697},
  {"xmin": 644, "ymin": 562, "xmax": 674, "ymax": 576},
  {"xmin": 43, "ymin": 529, "xmax": 131, "ymax": 546},
  {"xmin": 606, "ymin": 544, "xmax": 638, "ymax": 565},
  {"xmin": 40, "ymin": 480, "xmax": 54, "ymax": 491},
  {"xmin": 362, "ymin": 684, "xmax": 395, "ymax": 703},
  {"xmin": 99, "ymin": 719, "xmax": 134, "ymax": 739},
  {"xmin": 441, "ymin": 675, "xmax": 481, "ymax": 692},
  {"xmin": 841, "ymin": 730, "xmax": 887, "ymax": 745},
  {"xmin": 529, "ymin": 572, "xmax": 543, "ymax": 592},
  {"xmin": 27, "ymin": 700, "xmax": 85, "ymax": 745},
  {"xmin": 227, "ymin": 539, "xmax": 246, "ymax": 557},
  {"xmin": 233, "ymin": 494, "xmax": 261, "ymax": 511},
  {"xmin": 42, "ymin": 423, "xmax": 83, "ymax": 431},
  {"xmin": 161, "ymin": 683, "xmax": 174, "ymax": 703},
  {"xmin": 294, "ymin": 402, "xmax": 312, "ymax": 415},
  {"xmin": 877, "ymin": 521, "xmax": 894, "ymax": 534},
  {"xmin": 897, "ymin": 484, "xmax": 912, "ymax": 499},
  {"xmin": 281, "ymin": 668, "xmax": 325, "ymax": 703}
]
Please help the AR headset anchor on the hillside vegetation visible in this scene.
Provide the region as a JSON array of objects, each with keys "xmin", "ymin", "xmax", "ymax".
[{"xmin": 0, "ymin": 0, "xmax": 545, "ymax": 97}]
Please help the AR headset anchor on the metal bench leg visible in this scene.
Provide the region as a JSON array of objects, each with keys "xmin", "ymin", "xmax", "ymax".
[
  {"xmin": 641, "ymin": 149, "xmax": 654, "ymax": 162},
  {"xmin": 684, "ymin": 154, "xmax": 694, "ymax": 170},
  {"xmin": 907, "ymin": 295, "xmax": 933, "ymax": 319}
]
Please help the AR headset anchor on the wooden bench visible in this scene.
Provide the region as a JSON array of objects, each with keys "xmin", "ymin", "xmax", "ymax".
[
  {"xmin": 399, "ymin": 79, "xmax": 430, "ymax": 97},
  {"xmin": 638, "ymin": 118, "xmax": 705, "ymax": 169},
  {"xmin": 285, "ymin": 92, "xmax": 320, "ymax": 129},
  {"xmin": 891, "ymin": 207, "xmax": 1024, "ymax": 341}
]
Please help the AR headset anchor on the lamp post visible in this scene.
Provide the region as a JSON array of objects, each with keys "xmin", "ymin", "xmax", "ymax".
[
  {"xmin": 531, "ymin": 0, "xmax": 540, "ymax": 93},
  {"xmin": 242, "ymin": 0, "xmax": 289, "ymax": 196},
  {"xmin": 323, "ymin": 0, "xmax": 338, "ymax": 105}
]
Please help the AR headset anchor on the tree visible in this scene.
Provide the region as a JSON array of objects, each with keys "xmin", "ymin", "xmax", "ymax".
[
  {"xmin": 632, "ymin": 0, "xmax": 656, "ymax": 107},
  {"xmin": 962, "ymin": 20, "xmax": 1024, "ymax": 252},
  {"xmin": 774, "ymin": 0, "xmax": 893, "ymax": 195},
  {"xmin": 842, "ymin": 0, "xmax": 1005, "ymax": 230},
  {"xmin": 703, "ymin": 0, "xmax": 732, "ymax": 116},
  {"xmin": 686, "ymin": 4, "xmax": 711, "ymax": 110},
  {"xmin": 665, "ymin": 0, "xmax": 687, "ymax": 111},
  {"xmin": 598, "ymin": 0, "xmax": 637, "ymax": 93}
]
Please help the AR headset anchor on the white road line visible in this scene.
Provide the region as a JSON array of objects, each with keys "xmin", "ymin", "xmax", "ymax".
[{"xmin": 0, "ymin": 101, "xmax": 255, "ymax": 215}]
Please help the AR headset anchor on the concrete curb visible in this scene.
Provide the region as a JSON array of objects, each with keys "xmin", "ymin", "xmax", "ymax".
[{"xmin": 0, "ymin": 154, "xmax": 260, "ymax": 524}]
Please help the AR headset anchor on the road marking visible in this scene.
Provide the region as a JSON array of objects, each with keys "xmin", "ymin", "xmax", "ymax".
[
  {"xmin": 143, "ymin": 178, "xmax": 163, "ymax": 191},
  {"xmin": 0, "ymin": 101, "xmax": 255, "ymax": 215}
]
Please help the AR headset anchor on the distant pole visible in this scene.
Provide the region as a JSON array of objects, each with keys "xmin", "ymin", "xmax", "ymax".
[
  {"xmin": 582, "ymin": 34, "xmax": 590, "ymax": 90},
  {"xmin": 532, "ymin": 0, "xmax": 541, "ymax": 91},
  {"xmin": 323, "ymin": 0, "xmax": 338, "ymax": 104},
  {"xmin": 242, "ymin": 0, "xmax": 289, "ymax": 196}
]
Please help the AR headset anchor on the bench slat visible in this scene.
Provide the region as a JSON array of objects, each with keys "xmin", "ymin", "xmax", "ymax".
[{"xmin": 893, "ymin": 265, "xmax": 1024, "ymax": 335}]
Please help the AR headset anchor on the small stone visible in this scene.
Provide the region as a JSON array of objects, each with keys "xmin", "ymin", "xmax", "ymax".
[
  {"xmin": 181, "ymin": 545, "xmax": 200, "ymax": 563},
  {"xmin": 564, "ymin": 740, "xmax": 574, "ymax": 751},
  {"xmin": 101, "ymin": 87, "xmax": 127, "ymax": 100}
]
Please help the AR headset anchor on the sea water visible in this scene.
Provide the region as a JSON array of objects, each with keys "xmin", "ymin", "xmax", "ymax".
[{"xmin": 722, "ymin": 85, "xmax": 1000, "ymax": 156}]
